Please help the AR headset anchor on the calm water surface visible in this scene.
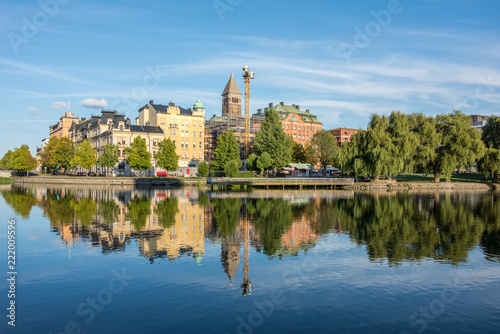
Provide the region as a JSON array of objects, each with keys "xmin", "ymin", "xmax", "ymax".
[{"xmin": 1, "ymin": 184, "xmax": 500, "ymax": 334}]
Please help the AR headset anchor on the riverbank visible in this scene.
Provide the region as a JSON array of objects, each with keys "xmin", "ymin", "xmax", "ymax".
[
  {"xmin": 12, "ymin": 175, "xmax": 195, "ymax": 187},
  {"xmin": 353, "ymin": 181, "xmax": 496, "ymax": 191},
  {"xmin": 12, "ymin": 175, "xmax": 497, "ymax": 191}
]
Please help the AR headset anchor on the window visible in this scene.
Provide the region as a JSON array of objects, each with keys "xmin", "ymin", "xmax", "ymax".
[
  {"xmin": 181, "ymin": 142, "xmax": 184, "ymax": 149},
  {"xmin": 199, "ymin": 141, "xmax": 202, "ymax": 149},
  {"xmin": 153, "ymin": 151, "xmax": 156, "ymax": 156},
  {"xmin": 306, "ymin": 126, "xmax": 309, "ymax": 131},
  {"xmin": 282, "ymin": 124, "xmax": 285, "ymax": 129},
  {"xmin": 293, "ymin": 125, "xmax": 297, "ymax": 130},
  {"xmin": 299, "ymin": 134, "xmax": 301, "ymax": 140},
  {"xmin": 306, "ymin": 135, "xmax": 309, "ymax": 140},
  {"xmin": 299, "ymin": 126, "xmax": 301, "ymax": 131},
  {"xmin": 286, "ymin": 124, "xmax": 289, "ymax": 130},
  {"xmin": 120, "ymin": 125, "xmax": 123, "ymax": 131},
  {"xmin": 193, "ymin": 142, "xmax": 196, "ymax": 149},
  {"xmin": 181, "ymin": 131, "xmax": 184, "ymax": 137},
  {"xmin": 173, "ymin": 140, "xmax": 176, "ymax": 146},
  {"xmin": 193, "ymin": 131, "xmax": 196, "ymax": 138},
  {"xmin": 173, "ymin": 130, "xmax": 176, "ymax": 136},
  {"xmin": 293, "ymin": 133, "xmax": 297, "ymax": 139},
  {"xmin": 185, "ymin": 131, "xmax": 189, "ymax": 138},
  {"xmin": 199, "ymin": 131, "xmax": 203, "ymax": 138}
]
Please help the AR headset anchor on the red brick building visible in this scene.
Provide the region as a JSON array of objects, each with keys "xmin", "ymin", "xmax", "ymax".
[
  {"xmin": 260, "ymin": 102, "xmax": 322, "ymax": 146},
  {"xmin": 328, "ymin": 128, "xmax": 359, "ymax": 147}
]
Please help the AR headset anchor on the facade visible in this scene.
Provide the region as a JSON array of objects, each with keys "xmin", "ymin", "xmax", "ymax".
[
  {"xmin": 205, "ymin": 74, "xmax": 264, "ymax": 162},
  {"xmin": 260, "ymin": 102, "xmax": 322, "ymax": 146},
  {"xmin": 470, "ymin": 115, "xmax": 490, "ymax": 132},
  {"xmin": 137, "ymin": 100, "xmax": 205, "ymax": 167},
  {"xmin": 69, "ymin": 110, "xmax": 164, "ymax": 175},
  {"xmin": 49, "ymin": 112, "xmax": 79, "ymax": 138},
  {"xmin": 328, "ymin": 128, "xmax": 359, "ymax": 147}
]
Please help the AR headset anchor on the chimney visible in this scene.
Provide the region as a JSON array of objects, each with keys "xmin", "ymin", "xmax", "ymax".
[
  {"xmin": 296, "ymin": 105, "xmax": 300, "ymax": 110},
  {"xmin": 280, "ymin": 101, "xmax": 284, "ymax": 106},
  {"xmin": 306, "ymin": 109, "xmax": 310, "ymax": 113},
  {"xmin": 269, "ymin": 102, "xmax": 274, "ymax": 109},
  {"xmin": 169, "ymin": 101, "xmax": 175, "ymax": 107},
  {"xmin": 149, "ymin": 100, "xmax": 154, "ymax": 105}
]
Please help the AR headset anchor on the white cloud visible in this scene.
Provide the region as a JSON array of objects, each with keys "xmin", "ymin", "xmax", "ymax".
[
  {"xmin": 27, "ymin": 107, "xmax": 42, "ymax": 116},
  {"xmin": 50, "ymin": 101, "xmax": 68, "ymax": 109},
  {"xmin": 79, "ymin": 98, "xmax": 109, "ymax": 109}
]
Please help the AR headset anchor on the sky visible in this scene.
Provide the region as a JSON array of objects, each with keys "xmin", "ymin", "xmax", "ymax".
[{"xmin": 1, "ymin": 0, "xmax": 500, "ymax": 156}]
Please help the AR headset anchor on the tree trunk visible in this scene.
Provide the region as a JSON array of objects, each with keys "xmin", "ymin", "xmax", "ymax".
[
  {"xmin": 374, "ymin": 174, "xmax": 379, "ymax": 182},
  {"xmin": 493, "ymin": 171, "xmax": 499, "ymax": 184},
  {"xmin": 434, "ymin": 172, "xmax": 441, "ymax": 183}
]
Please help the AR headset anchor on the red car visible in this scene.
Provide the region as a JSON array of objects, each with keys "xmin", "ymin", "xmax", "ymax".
[{"xmin": 77, "ymin": 172, "xmax": 85, "ymax": 176}]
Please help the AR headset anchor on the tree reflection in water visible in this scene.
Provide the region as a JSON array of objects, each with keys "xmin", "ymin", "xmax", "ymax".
[{"xmin": 2, "ymin": 185, "xmax": 500, "ymax": 265}]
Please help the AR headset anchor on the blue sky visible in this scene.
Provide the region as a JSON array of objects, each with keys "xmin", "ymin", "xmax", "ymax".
[{"xmin": 1, "ymin": 0, "xmax": 500, "ymax": 156}]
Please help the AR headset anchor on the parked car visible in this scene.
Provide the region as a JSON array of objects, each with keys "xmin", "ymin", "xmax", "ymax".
[
  {"xmin": 87, "ymin": 172, "xmax": 97, "ymax": 176},
  {"xmin": 77, "ymin": 172, "xmax": 85, "ymax": 176}
]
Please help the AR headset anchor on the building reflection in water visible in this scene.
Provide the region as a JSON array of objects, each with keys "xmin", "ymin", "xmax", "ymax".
[{"xmin": 3, "ymin": 185, "xmax": 500, "ymax": 295}]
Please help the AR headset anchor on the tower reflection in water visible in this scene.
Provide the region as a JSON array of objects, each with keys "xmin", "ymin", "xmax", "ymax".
[{"xmin": 3, "ymin": 185, "xmax": 500, "ymax": 296}]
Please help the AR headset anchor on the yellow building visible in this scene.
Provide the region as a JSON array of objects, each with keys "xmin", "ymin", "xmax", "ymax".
[
  {"xmin": 137, "ymin": 100, "xmax": 205, "ymax": 167},
  {"xmin": 49, "ymin": 112, "xmax": 79, "ymax": 138}
]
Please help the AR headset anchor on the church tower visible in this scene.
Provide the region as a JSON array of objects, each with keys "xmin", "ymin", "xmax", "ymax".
[{"xmin": 222, "ymin": 73, "xmax": 242, "ymax": 118}]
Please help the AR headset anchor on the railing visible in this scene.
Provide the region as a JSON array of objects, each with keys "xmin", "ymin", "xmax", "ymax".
[{"xmin": 207, "ymin": 177, "xmax": 354, "ymax": 183}]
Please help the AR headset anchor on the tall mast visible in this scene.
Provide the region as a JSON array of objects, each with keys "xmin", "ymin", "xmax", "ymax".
[{"xmin": 242, "ymin": 66, "xmax": 254, "ymax": 160}]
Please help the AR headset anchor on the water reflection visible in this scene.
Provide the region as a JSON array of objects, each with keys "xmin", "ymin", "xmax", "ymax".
[{"xmin": 2, "ymin": 186, "xmax": 500, "ymax": 269}]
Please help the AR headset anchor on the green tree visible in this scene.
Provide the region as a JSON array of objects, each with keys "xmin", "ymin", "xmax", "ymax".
[
  {"xmin": 125, "ymin": 136, "xmax": 152, "ymax": 176},
  {"xmin": 480, "ymin": 116, "xmax": 500, "ymax": 183},
  {"xmin": 99, "ymin": 144, "xmax": 119, "ymax": 176},
  {"xmin": 246, "ymin": 153, "xmax": 258, "ymax": 171},
  {"xmin": 256, "ymin": 152, "xmax": 272, "ymax": 176},
  {"xmin": 479, "ymin": 148, "xmax": 500, "ymax": 183},
  {"xmin": 10, "ymin": 145, "xmax": 38, "ymax": 175},
  {"xmin": 389, "ymin": 111, "xmax": 420, "ymax": 173},
  {"xmin": 155, "ymin": 197, "xmax": 179, "ymax": 228},
  {"xmin": 291, "ymin": 141, "xmax": 306, "ymax": 163},
  {"xmin": 311, "ymin": 130, "xmax": 338, "ymax": 168},
  {"xmin": 253, "ymin": 108, "xmax": 293, "ymax": 171},
  {"xmin": 0, "ymin": 150, "xmax": 13, "ymax": 169},
  {"xmin": 482, "ymin": 115, "xmax": 500, "ymax": 149},
  {"xmin": 224, "ymin": 159, "xmax": 240, "ymax": 177},
  {"xmin": 304, "ymin": 144, "xmax": 318, "ymax": 166},
  {"xmin": 339, "ymin": 130, "xmax": 366, "ymax": 178},
  {"xmin": 211, "ymin": 131, "xmax": 241, "ymax": 170},
  {"xmin": 411, "ymin": 113, "xmax": 441, "ymax": 174},
  {"xmin": 430, "ymin": 110, "xmax": 485, "ymax": 182},
  {"xmin": 198, "ymin": 161, "xmax": 209, "ymax": 177},
  {"xmin": 72, "ymin": 140, "xmax": 97, "ymax": 170},
  {"xmin": 155, "ymin": 138, "xmax": 179, "ymax": 172},
  {"xmin": 40, "ymin": 136, "xmax": 59, "ymax": 171},
  {"xmin": 52, "ymin": 137, "xmax": 75, "ymax": 174}
]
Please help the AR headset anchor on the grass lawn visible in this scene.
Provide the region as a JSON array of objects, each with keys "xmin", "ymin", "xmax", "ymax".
[
  {"xmin": 396, "ymin": 173, "xmax": 488, "ymax": 183},
  {"xmin": 0, "ymin": 177, "xmax": 14, "ymax": 184}
]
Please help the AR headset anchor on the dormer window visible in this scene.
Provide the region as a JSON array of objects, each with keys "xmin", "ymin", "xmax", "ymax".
[{"xmin": 120, "ymin": 125, "xmax": 123, "ymax": 131}]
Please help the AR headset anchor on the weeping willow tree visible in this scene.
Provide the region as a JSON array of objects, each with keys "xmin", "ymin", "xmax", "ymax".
[
  {"xmin": 480, "ymin": 116, "xmax": 500, "ymax": 183},
  {"xmin": 429, "ymin": 110, "xmax": 485, "ymax": 182}
]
